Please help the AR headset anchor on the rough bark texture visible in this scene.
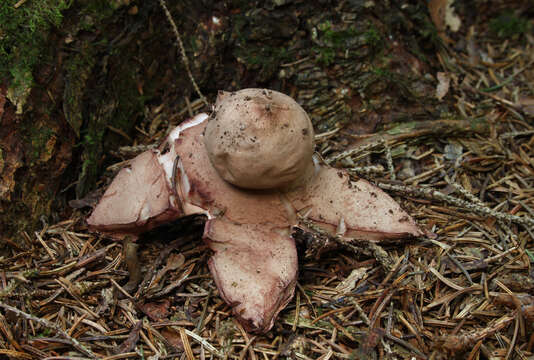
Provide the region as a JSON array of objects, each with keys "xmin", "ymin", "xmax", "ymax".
[{"xmin": 1, "ymin": 0, "xmax": 444, "ymax": 250}]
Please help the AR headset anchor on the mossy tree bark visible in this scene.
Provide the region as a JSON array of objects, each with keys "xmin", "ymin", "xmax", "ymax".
[{"xmin": 1, "ymin": 0, "xmax": 447, "ymax": 250}]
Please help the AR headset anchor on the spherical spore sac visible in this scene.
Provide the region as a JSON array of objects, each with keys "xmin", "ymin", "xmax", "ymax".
[{"xmin": 204, "ymin": 88, "xmax": 314, "ymax": 190}]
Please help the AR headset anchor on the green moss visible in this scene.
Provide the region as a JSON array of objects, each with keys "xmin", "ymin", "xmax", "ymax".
[
  {"xmin": 489, "ymin": 12, "xmax": 529, "ymax": 38},
  {"xmin": 234, "ymin": 45, "xmax": 293, "ymax": 82},
  {"xmin": 109, "ymin": 67, "xmax": 145, "ymax": 133},
  {"xmin": 319, "ymin": 21, "xmax": 360, "ymax": 48},
  {"xmin": 18, "ymin": 120, "xmax": 56, "ymax": 166},
  {"xmin": 237, "ymin": 46, "xmax": 291, "ymax": 66},
  {"xmin": 314, "ymin": 20, "xmax": 382, "ymax": 66},
  {"xmin": 35, "ymin": 328, "xmax": 52, "ymax": 337},
  {"xmin": 30, "ymin": 126, "xmax": 54, "ymax": 162},
  {"xmin": 315, "ymin": 47, "xmax": 336, "ymax": 66},
  {"xmin": 64, "ymin": 47, "xmax": 97, "ymax": 137},
  {"xmin": 0, "ymin": 0, "xmax": 71, "ymax": 86},
  {"xmin": 363, "ymin": 27, "xmax": 382, "ymax": 48},
  {"xmin": 78, "ymin": 0, "xmax": 115, "ymax": 31},
  {"xmin": 75, "ymin": 52, "xmax": 145, "ymax": 197},
  {"xmin": 77, "ymin": 127, "xmax": 104, "ymax": 197},
  {"xmin": 371, "ymin": 67, "xmax": 392, "ymax": 78}
]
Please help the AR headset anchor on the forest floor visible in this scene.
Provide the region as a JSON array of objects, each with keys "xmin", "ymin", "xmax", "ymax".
[{"xmin": 1, "ymin": 1, "xmax": 533, "ymax": 359}]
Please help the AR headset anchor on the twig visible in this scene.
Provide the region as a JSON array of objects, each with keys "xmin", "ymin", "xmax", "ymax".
[
  {"xmin": 0, "ymin": 302, "xmax": 97, "ymax": 359},
  {"xmin": 383, "ymin": 140, "xmax": 396, "ymax": 180},
  {"xmin": 480, "ymin": 59, "xmax": 534, "ymax": 92},
  {"xmin": 158, "ymin": 0, "xmax": 208, "ymax": 107},
  {"xmin": 447, "ymin": 254, "xmax": 473, "ymax": 285},
  {"xmin": 347, "ymin": 165, "xmax": 385, "ymax": 176},
  {"xmin": 500, "ymin": 130, "xmax": 534, "ymax": 139},
  {"xmin": 13, "ymin": 0, "xmax": 27, "ymax": 8},
  {"xmin": 384, "ymin": 333, "xmax": 428, "ymax": 359},
  {"xmin": 325, "ymin": 139, "xmax": 384, "ymax": 165},
  {"xmin": 172, "ymin": 327, "xmax": 224, "ymax": 358},
  {"xmin": 447, "ymin": 179, "xmax": 485, "ymax": 207},
  {"xmin": 314, "ymin": 127, "xmax": 340, "ymax": 142},
  {"xmin": 195, "ymin": 288, "xmax": 212, "ymax": 332},
  {"xmin": 326, "ymin": 118, "xmax": 490, "ymax": 165},
  {"xmin": 377, "ymin": 182, "xmax": 534, "ymax": 228}
]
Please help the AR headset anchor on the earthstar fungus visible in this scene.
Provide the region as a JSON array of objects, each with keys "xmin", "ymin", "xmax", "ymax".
[{"xmin": 87, "ymin": 89, "xmax": 424, "ymax": 333}]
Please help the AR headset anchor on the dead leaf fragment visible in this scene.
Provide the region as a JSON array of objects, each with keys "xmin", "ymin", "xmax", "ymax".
[
  {"xmin": 444, "ymin": 1, "xmax": 461, "ymax": 32},
  {"xmin": 436, "ymin": 72, "xmax": 451, "ymax": 100},
  {"xmin": 516, "ymin": 96, "xmax": 534, "ymax": 116},
  {"xmin": 335, "ymin": 267, "xmax": 369, "ymax": 295},
  {"xmin": 150, "ymin": 253, "xmax": 185, "ymax": 288},
  {"xmin": 138, "ymin": 299, "xmax": 171, "ymax": 321},
  {"xmin": 114, "ymin": 320, "xmax": 142, "ymax": 354},
  {"xmin": 428, "ymin": 0, "xmax": 461, "ymax": 42},
  {"xmin": 0, "ymin": 131, "xmax": 24, "ymax": 201},
  {"xmin": 160, "ymin": 328, "xmax": 184, "ymax": 350}
]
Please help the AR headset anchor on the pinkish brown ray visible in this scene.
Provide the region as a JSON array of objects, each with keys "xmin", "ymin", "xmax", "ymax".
[{"xmin": 204, "ymin": 218, "xmax": 297, "ymax": 333}]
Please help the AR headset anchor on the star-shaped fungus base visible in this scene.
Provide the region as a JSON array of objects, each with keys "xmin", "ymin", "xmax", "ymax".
[{"xmin": 87, "ymin": 113, "xmax": 424, "ymax": 333}]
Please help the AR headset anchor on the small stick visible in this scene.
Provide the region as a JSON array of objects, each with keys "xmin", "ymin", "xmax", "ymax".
[
  {"xmin": 384, "ymin": 332, "xmax": 427, "ymax": 359},
  {"xmin": 447, "ymin": 254, "xmax": 473, "ymax": 285},
  {"xmin": 172, "ymin": 327, "xmax": 224, "ymax": 358},
  {"xmin": 325, "ymin": 140, "xmax": 383, "ymax": 165},
  {"xmin": 347, "ymin": 165, "xmax": 385, "ymax": 176},
  {"xmin": 195, "ymin": 289, "xmax": 212, "ymax": 332},
  {"xmin": 377, "ymin": 182, "xmax": 534, "ymax": 228},
  {"xmin": 293, "ymin": 291, "xmax": 301, "ymax": 332},
  {"xmin": 0, "ymin": 302, "xmax": 97, "ymax": 359},
  {"xmin": 383, "ymin": 140, "xmax": 396, "ymax": 181},
  {"xmin": 158, "ymin": 0, "xmax": 208, "ymax": 108}
]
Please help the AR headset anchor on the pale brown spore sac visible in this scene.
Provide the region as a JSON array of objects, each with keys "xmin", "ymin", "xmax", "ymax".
[{"xmin": 204, "ymin": 89, "xmax": 314, "ymax": 190}]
